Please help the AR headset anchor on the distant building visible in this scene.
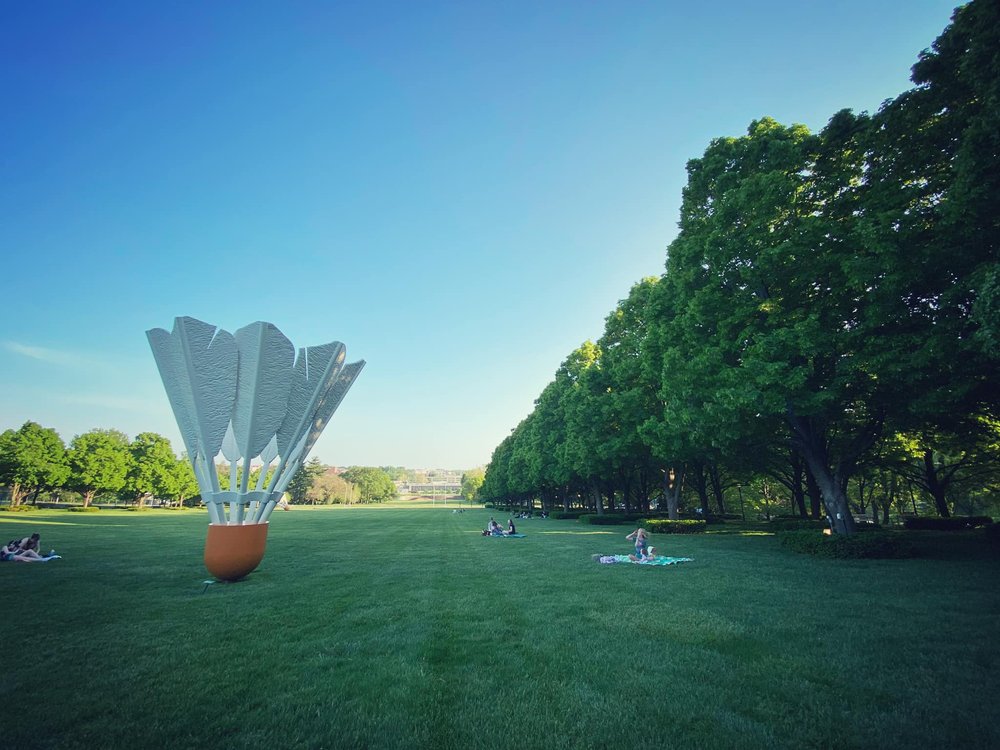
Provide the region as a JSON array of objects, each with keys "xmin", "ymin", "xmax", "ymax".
[{"xmin": 396, "ymin": 477, "xmax": 462, "ymax": 495}]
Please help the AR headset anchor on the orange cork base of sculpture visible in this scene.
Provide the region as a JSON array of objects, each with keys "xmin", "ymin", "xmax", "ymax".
[{"xmin": 204, "ymin": 522, "xmax": 269, "ymax": 581}]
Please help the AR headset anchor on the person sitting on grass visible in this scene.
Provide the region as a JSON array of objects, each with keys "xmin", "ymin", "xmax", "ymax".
[
  {"xmin": 506, "ymin": 518, "xmax": 516, "ymax": 535},
  {"xmin": 625, "ymin": 527, "xmax": 649, "ymax": 559},
  {"xmin": 2, "ymin": 541, "xmax": 48, "ymax": 562},
  {"xmin": 12, "ymin": 532, "xmax": 42, "ymax": 555}
]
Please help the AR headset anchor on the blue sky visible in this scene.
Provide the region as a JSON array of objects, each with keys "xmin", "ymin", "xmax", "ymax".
[{"xmin": 0, "ymin": 1, "xmax": 960, "ymax": 470}]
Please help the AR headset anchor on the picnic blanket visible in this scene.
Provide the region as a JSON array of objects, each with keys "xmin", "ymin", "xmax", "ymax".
[
  {"xmin": 597, "ymin": 554, "xmax": 692, "ymax": 566},
  {"xmin": 487, "ymin": 533, "xmax": 525, "ymax": 538}
]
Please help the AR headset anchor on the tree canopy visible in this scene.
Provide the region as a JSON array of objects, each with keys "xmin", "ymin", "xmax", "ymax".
[
  {"xmin": 481, "ymin": 1, "xmax": 1000, "ymax": 532},
  {"xmin": 0, "ymin": 421, "xmax": 70, "ymax": 507},
  {"xmin": 341, "ymin": 467, "xmax": 397, "ymax": 504},
  {"xmin": 68, "ymin": 429, "xmax": 133, "ymax": 507}
]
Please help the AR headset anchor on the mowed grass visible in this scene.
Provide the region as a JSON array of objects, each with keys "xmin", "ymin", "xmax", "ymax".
[{"xmin": 1, "ymin": 508, "xmax": 998, "ymax": 750}]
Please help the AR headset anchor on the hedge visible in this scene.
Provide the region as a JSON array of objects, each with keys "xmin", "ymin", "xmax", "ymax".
[
  {"xmin": 578, "ymin": 514, "xmax": 649, "ymax": 526},
  {"xmin": 767, "ymin": 518, "xmax": 829, "ymax": 532},
  {"xmin": 778, "ymin": 529, "xmax": 915, "ymax": 559},
  {"xmin": 903, "ymin": 516, "xmax": 993, "ymax": 531},
  {"xmin": 645, "ymin": 519, "xmax": 707, "ymax": 534},
  {"xmin": 549, "ymin": 511, "xmax": 584, "ymax": 520}
]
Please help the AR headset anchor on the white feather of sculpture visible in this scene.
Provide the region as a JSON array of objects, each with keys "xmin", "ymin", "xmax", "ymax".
[
  {"xmin": 275, "ymin": 342, "xmax": 346, "ymax": 459},
  {"xmin": 147, "ymin": 328, "xmax": 200, "ymax": 465},
  {"xmin": 148, "ymin": 326, "xmax": 223, "ymax": 523},
  {"xmin": 147, "ymin": 319, "xmax": 238, "ymax": 524},
  {"xmin": 298, "ymin": 360, "xmax": 366, "ymax": 463},
  {"xmin": 173, "ymin": 316, "xmax": 238, "ymax": 475},
  {"xmin": 249, "ymin": 342, "xmax": 345, "ymax": 521},
  {"xmin": 248, "ymin": 434, "xmax": 280, "ymax": 520},
  {"xmin": 220, "ymin": 424, "xmax": 242, "ymax": 523},
  {"xmin": 232, "ymin": 322, "xmax": 295, "ymax": 489},
  {"xmin": 257, "ymin": 359, "xmax": 365, "ymax": 522}
]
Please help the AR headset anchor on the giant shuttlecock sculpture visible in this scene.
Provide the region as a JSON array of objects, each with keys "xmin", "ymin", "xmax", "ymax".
[{"xmin": 147, "ymin": 316, "xmax": 364, "ymax": 580}]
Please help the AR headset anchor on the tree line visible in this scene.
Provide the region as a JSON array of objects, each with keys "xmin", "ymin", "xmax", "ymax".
[
  {"xmin": 480, "ymin": 2, "xmax": 1000, "ymax": 535},
  {"xmin": 0, "ymin": 420, "xmax": 401, "ymax": 508},
  {"xmin": 0, "ymin": 421, "xmax": 198, "ymax": 508}
]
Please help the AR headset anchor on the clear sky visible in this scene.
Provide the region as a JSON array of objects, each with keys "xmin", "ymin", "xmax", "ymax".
[{"xmin": 0, "ymin": 1, "xmax": 961, "ymax": 470}]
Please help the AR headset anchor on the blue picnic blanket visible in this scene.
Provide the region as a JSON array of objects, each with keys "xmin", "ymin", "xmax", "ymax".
[
  {"xmin": 487, "ymin": 533, "xmax": 525, "ymax": 538},
  {"xmin": 597, "ymin": 555, "xmax": 692, "ymax": 566}
]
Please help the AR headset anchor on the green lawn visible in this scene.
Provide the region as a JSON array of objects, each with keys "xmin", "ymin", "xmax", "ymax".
[{"xmin": 1, "ymin": 507, "xmax": 998, "ymax": 749}]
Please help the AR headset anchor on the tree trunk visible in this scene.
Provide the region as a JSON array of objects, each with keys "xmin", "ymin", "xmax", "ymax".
[
  {"xmin": 803, "ymin": 461, "xmax": 823, "ymax": 519},
  {"xmin": 590, "ymin": 484, "xmax": 603, "ymax": 515},
  {"xmin": 8, "ymin": 482, "xmax": 27, "ymax": 508},
  {"xmin": 618, "ymin": 469, "xmax": 633, "ymax": 515},
  {"xmin": 83, "ymin": 490, "xmax": 95, "ymax": 508},
  {"xmin": 708, "ymin": 464, "xmax": 727, "ymax": 515},
  {"xmin": 664, "ymin": 467, "xmax": 683, "ymax": 520},
  {"xmin": 636, "ymin": 466, "xmax": 654, "ymax": 514},
  {"xmin": 923, "ymin": 450, "xmax": 951, "ymax": 517},
  {"xmin": 690, "ymin": 462, "xmax": 710, "ymax": 517},
  {"xmin": 790, "ymin": 454, "xmax": 808, "ymax": 517},
  {"xmin": 787, "ymin": 411, "xmax": 856, "ymax": 535}
]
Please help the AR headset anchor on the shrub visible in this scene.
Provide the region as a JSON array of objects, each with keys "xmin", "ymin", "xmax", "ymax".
[
  {"xmin": 778, "ymin": 530, "xmax": 915, "ymax": 559},
  {"xmin": 0, "ymin": 505, "xmax": 37, "ymax": 512},
  {"xmin": 768, "ymin": 518, "xmax": 829, "ymax": 532},
  {"xmin": 645, "ymin": 519, "xmax": 707, "ymax": 534},
  {"xmin": 68, "ymin": 506, "xmax": 101, "ymax": 513},
  {"xmin": 549, "ymin": 511, "xmax": 584, "ymax": 520},
  {"xmin": 903, "ymin": 516, "xmax": 994, "ymax": 531},
  {"xmin": 482, "ymin": 502, "xmax": 495, "ymax": 509}
]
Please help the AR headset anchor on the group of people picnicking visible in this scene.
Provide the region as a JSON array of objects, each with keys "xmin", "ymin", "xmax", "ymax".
[
  {"xmin": 481, "ymin": 517, "xmax": 518, "ymax": 536},
  {"xmin": 1, "ymin": 533, "xmax": 59, "ymax": 563},
  {"xmin": 472, "ymin": 516, "xmax": 690, "ymax": 566}
]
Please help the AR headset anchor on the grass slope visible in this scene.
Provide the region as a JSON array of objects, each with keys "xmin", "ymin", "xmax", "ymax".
[{"xmin": 1, "ymin": 508, "xmax": 998, "ymax": 749}]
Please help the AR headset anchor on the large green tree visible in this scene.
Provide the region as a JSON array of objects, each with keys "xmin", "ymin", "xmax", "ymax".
[
  {"xmin": 306, "ymin": 471, "xmax": 353, "ymax": 504},
  {"xmin": 341, "ymin": 466, "xmax": 397, "ymax": 503},
  {"xmin": 68, "ymin": 429, "xmax": 132, "ymax": 507},
  {"xmin": 595, "ymin": 278, "xmax": 664, "ymax": 513},
  {"xmin": 125, "ymin": 432, "xmax": 180, "ymax": 506},
  {"xmin": 286, "ymin": 457, "xmax": 325, "ymax": 504},
  {"xmin": 460, "ymin": 468, "xmax": 485, "ymax": 502},
  {"xmin": 655, "ymin": 114, "xmax": 923, "ymax": 534},
  {"xmin": 0, "ymin": 421, "xmax": 69, "ymax": 507},
  {"xmin": 171, "ymin": 457, "xmax": 200, "ymax": 507}
]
